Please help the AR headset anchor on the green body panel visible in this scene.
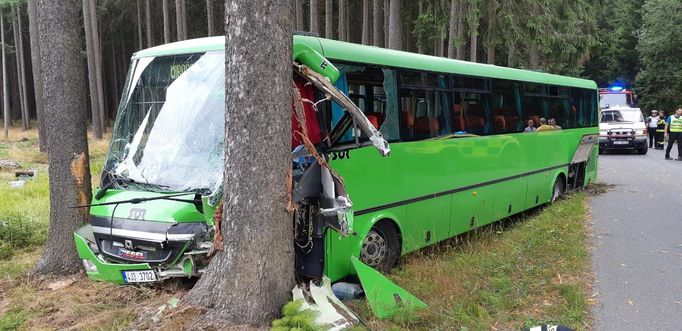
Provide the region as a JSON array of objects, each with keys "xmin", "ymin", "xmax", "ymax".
[
  {"xmin": 350, "ymin": 256, "xmax": 427, "ymax": 319},
  {"xmin": 74, "ymin": 231, "xmax": 153, "ymax": 284},
  {"xmin": 325, "ymin": 128, "xmax": 598, "ymax": 282},
  {"xmin": 133, "ymin": 35, "xmax": 596, "ymax": 90},
  {"xmin": 90, "ymin": 190, "xmax": 205, "ymax": 223}
]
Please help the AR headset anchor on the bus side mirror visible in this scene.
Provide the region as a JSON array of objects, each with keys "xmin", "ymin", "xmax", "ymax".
[{"xmin": 293, "ymin": 43, "xmax": 341, "ymax": 84}]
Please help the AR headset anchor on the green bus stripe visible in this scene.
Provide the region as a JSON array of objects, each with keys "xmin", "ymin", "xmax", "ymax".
[{"xmin": 353, "ymin": 163, "xmax": 569, "ymax": 216}]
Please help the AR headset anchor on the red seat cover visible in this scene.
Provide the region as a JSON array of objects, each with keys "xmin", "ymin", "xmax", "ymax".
[{"xmin": 292, "ymin": 81, "xmax": 322, "ymax": 147}]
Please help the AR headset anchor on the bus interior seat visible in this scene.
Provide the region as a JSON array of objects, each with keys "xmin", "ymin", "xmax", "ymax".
[
  {"xmin": 292, "ymin": 80, "xmax": 322, "ymax": 146},
  {"xmin": 413, "ymin": 117, "xmax": 440, "ymax": 137},
  {"xmin": 493, "ymin": 115, "xmax": 506, "ymax": 132},
  {"xmin": 452, "ymin": 103, "xmax": 466, "ymax": 131},
  {"xmin": 464, "ymin": 104, "xmax": 486, "ymax": 131},
  {"xmin": 364, "ymin": 112, "xmax": 385, "ymax": 130}
]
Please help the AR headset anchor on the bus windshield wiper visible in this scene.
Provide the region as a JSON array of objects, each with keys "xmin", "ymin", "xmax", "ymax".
[
  {"xmin": 94, "ymin": 172, "xmax": 169, "ymax": 200},
  {"xmin": 73, "ymin": 191, "xmax": 201, "ymax": 209}
]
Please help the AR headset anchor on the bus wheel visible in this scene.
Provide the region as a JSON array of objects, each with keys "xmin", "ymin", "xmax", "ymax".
[
  {"xmin": 551, "ymin": 177, "xmax": 565, "ymax": 202},
  {"xmin": 360, "ymin": 222, "xmax": 400, "ymax": 272}
]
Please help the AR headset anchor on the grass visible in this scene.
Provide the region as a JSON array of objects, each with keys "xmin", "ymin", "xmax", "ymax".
[
  {"xmin": 350, "ymin": 192, "xmax": 594, "ymax": 330},
  {"xmin": 0, "ymin": 125, "xmax": 595, "ymax": 330}
]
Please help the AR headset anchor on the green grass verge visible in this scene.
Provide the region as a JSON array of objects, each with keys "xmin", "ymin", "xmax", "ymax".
[{"xmin": 352, "ymin": 192, "xmax": 592, "ymax": 330}]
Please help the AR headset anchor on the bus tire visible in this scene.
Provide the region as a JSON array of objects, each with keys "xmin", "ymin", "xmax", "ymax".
[
  {"xmin": 360, "ymin": 221, "xmax": 400, "ymax": 272},
  {"xmin": 551, "ymin": 176, "xmax": 565, "ymax": 202}
]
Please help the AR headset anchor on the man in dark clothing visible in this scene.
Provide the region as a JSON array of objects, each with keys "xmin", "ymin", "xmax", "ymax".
[
  {"xmin": 646, "ymin": 110, "xmax": 659, "ymax": 148},
  {"xmin": 656, "ymin": 111, "xmax": 667, "ymax": 150},
  {"xmin": 664, "ymin": 108, "xmax": 682, "ymax": 160}
]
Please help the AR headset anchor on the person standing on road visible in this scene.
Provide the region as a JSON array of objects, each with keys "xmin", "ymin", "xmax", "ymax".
[
  {"xmin": 656, "ymin": 111, "xmax": 667, "ymax": 150},
  {"xmin": 664, "ymin": 108, "xmax": 682, "ymax": 160},
  {"xmin": 646, "ymin": 110, "xmax": 660, "ymax": 148}
]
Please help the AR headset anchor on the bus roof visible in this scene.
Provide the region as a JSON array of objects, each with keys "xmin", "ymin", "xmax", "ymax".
[{"xmin": 133, "ymin": 35, "xmax": 597, "ymax": 89}]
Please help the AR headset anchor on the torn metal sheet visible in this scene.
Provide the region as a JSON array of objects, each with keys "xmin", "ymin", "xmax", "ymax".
[
  {"xmin": 350, "ymin": 256, "xmax": 427, "ymax": 319},
  {"xmin": 294, "ymin": 63, "xmax": 391, "ymax": 157},
  {"xmin": 292, "ymin": 276, "xmax": 359, "ymax": 330}
]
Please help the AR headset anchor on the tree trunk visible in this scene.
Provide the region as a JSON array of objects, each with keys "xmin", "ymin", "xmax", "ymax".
[
  {"xmin": 176, "ymin": 0, "xmax": 187, "ymax": 40},
  {"xmin": 206, "ymin": 0, "xmax": 215, "ymax": 36},
  {"xmin": 1, "ymin": 11, "xmax": 8, "ymax": 138},
  {"xmin": 309, "ymin": 0, "xmax": 318, "ymax": 33},
  {"xmin": 183, "ymin": 0, "xmax": 294, "ymax": 326},
  {"xmin": 295, "ymin": 0, "xmax": 304, "ymax": 31},
  {"xmin": 18, "ymin": 6, "xmax": 30, "ymax": 130},
  {"xmin": 90, "ymin": 0, "xmax": 106, "ymax": 132},
  {"xmin": 362, "ymin": 0, "xmax": 370, "ymax": 45},
  {"xmin": 34, "ymin": 0, "xmax": 91, "ymax": 275},
  {"xmin": 456, "ymin": 0, "xmax": 465, "ymax": 60},
  {"xmin": 145, "ymin": 0, "xmax": 152, "ymax": 47},
  {"xmin": 387, "ymin": 0, "xmax": 401, "ymax": 50},
  {"xmin": 27, "ymin": 0, "xmax": 47, "ymax": 150},
  {"xmin": 338, "ymin": 0, "xmax": 346, "ymax": 41},
  {"xmin": 324, "ymin": 0, "xmax": 332, "ymax": 38},
  {"xmin": 136, "ymin": 0, "xmax": 143, "ymax": 49},
  {"xmin": 485, "ymin": 0, "xmax": 496, "ymax": 64},
  {"xmin": 507, "ymin": 42, "xmax": 515, "ymax": 67},
  {"xmin": 82, "ymin": 0, "xmax": 102, "ymax": 139},
  {"xmin": 447, "ymin": 0, "xmax": 457, "ymax": 58},
  {"xmin": 383, "ymin": 0, "xmax": 389, "ymax": 46},
  {"xmin": 11, "ymin": 6, "xmax": 28, "ymax": 130},
  {"xmin": 373, "ymin": 0, "xmax": 383, "ymax": 47},
  {"xmin": 530, "ymin": 42, "xmax": 540, "ymax": 69},
  {"xmin": 162, "ymin": 0, "xmax": 171, "ymax": 43}
]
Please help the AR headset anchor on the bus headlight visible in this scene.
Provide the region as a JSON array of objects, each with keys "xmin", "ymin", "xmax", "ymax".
[{"xmin": 82, "ymin": 259, "xmax": 98, "ymax": 273}]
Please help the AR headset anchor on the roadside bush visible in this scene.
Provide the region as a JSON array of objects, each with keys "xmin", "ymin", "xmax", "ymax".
[{"xmin": 0, "ymin": 217, "xmax": 44, "ymax": 260}]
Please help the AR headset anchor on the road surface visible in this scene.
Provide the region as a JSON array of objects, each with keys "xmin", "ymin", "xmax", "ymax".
[{"xmin": 591, "ymin": 146, "xmax": 682, "ymax": 330}]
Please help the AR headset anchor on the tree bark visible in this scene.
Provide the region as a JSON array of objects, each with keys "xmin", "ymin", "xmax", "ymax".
[
  {"xmin": 145, "ymin": 0, "xmax": 152, "ymax": 47},
  {"xmin": 34, "ymin": 0, "xmax": 91, "ymax": 275},
  {"xmin": 295, "ymin": 0, "xmax": 304, "ymax": 31},
  {"xmin": 456, "ymin": 0, "xmax": 465, "ymax": 60},
  {"xmin": 309, "ymin": 0, "xmax": 318, "ymax": 33},
  {"xmin": 183, "ymin": 0, "xmax": 294, "ymax": 326},
  {"xmin": 176, "ymin": 0, "xmax": 187, "ymax": 40},
  {"xmin": 387, "ymin": 0, "xmax": 401, "ymax": 50},
  {"xmin": 507, "ymin": 42, "xmax": 515, "ymax": 67},
  {"xmin": 27, "ymin": 0, "xmax": 47, "ymax": 150},
  {"xmin": 383, "ymin": 0, "xmax": 389, "ymax": 46},
  {"xmin": 2, "ymin": 11, "xmax": 10, "ymax": 138},
  {"xmin": 162, "ymin": 0, "xmax": 171, "ymax": 43},
  {"xmin": 11, "ymin": 6, "xmax": 28, "ymax": 130},
  {"xmin": 485, "ymin": 0, "xmax": 496, "ymax": 64},
  {"xmin": 136, "ymin": 0, "xmax": 143, "ymax": 49},
  {"xmin": 90, "ymin": 0, "xmax": 106, "ymax": 132},
  {"xmin": 373, "ymin": 0, "xmax": 383, "ymax": 47},
  {"xmin": 82, "ymin": 0, "xmax": 102, "ymax": 139},
  {"xmin": 338, "ymin": 0, "xmax": 346, "ymax": 41},
  {"xmin": 447, "ymin": 0, "xmax": 457, "ymax": 58},
  {"xmin": 324, "ymin": 0, "xmax": 332, "ymax": 38},
  {"xmin": 362, "ymin": 0, "xmax": 370, "ymax": 45},
  {"xmin": 529, "ymin": 42, "xmax": 540, "ymax": 69},
  {"xmin": 206, "ymin": 0, "xmax": 215, "ymax": 36}
]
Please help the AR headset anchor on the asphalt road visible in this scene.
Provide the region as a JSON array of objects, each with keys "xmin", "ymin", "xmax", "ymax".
[{"xmin": 591, "ymin": 145, "xmax": 682, "ymax": 330}]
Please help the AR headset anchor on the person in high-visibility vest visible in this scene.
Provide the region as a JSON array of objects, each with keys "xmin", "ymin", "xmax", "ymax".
[
  {"xmin": 656, "ymin": 110, "xmax": 667, "ymax": 150},
  {"xmin": 664, "ymin": 108, "xmax": 682, "ymax": 160}
]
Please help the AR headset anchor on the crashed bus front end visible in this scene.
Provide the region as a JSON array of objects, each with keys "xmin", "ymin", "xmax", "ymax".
[{"xmin": 75, "ymin": 38, "xmax": 390, "ymax": 285}]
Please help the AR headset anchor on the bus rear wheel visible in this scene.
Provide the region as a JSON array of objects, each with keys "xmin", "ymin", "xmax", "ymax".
[
  {"xmin": 551, "ymin": 177, "xmax": 565, "ymax": 202},
  {"xmin": 360, "ymin": 222, "xmax": 400, "ymax": 272}
]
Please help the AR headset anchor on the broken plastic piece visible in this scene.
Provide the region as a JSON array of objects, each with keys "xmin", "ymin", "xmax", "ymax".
[
  {"xmin": 350, "ymin": 256, "xmax": 427, "ymax": 319},
  {"xmin": 292, "ymin": 276, "xmax": 359, "ymax": 330}
]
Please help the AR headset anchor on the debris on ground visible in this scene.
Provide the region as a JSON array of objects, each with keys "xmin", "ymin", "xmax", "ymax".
[
  {"xmin": 46, "ymin": 278, "xmax": 75, "ymax": 290},
  {"xmin": 0, "ymin": 160, "xmax": 21, "ymax": 170}
]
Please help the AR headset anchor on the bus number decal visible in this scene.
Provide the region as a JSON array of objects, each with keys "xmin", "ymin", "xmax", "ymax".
[{"xmin": 328, "ymin": 151, "xmax": 350, "ymax": 161}]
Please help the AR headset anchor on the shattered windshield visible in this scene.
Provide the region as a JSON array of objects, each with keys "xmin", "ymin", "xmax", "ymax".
[{"xmin": 105, "ymin": 51, "xmax": 225, "ymax": 194}]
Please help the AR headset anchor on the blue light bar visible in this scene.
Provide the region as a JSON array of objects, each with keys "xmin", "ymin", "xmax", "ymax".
[{"xmin": 610, "ymin": 86, "xmax": 624, "ymax": 92}]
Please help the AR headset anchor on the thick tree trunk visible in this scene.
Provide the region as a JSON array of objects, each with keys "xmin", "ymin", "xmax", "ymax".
[
  {"xmin": 447, "ymin": 0, "xmax": 457, "ymax": 58},
  {"xmin": 383, "ymin": 0, "xmax": 389, "ymax": 46},
  {"xmin": 206, "ymin": 0, "xmax": 215, "ymax": 36},
  {"xmin": 309, "ymin": 0, "xmax": 318, "ymax": 33},
  {"xmin": 162, "ymin": 0, "xmax": 171, "ymax": 43},
  {"xmin": 455, "ymin": 0, "xmax": 465, "ymax": 60},
  {"xmin": 485, "ymin": 0, "xmax": 496, "ymax": 64},
  {"xmin": 387, "ymin": 0, "xmax": 401, "ymax": 50},
  {"xmin": 89, "ymin": 0, "xmax": 106, "ymax": 132},
  {"xmin": 82, "ymin": 0, "xmax": 102, "ymax": 139},
  {"xmin": 362, "ymin": 0, "xmax": 370, "ymax": 45},
  {"xmin": 34, "ymin": 0, "xmax": 91, "ymax": 275},
  {"xmin": 295, "ymin": 0, "xmax": 304, "ymax": 31},
  {"xmin": 11, "ymin": 6, "xmax": 28, "ymax": 130},
  {"xmin": 507, "ymin": 42, "xmax": 515, "ymax": 67},
  {"xmin": 373, "ymin": 0, "xmax": 383, "ymax": 47},
  {"xmin": 136, "ymin": 0, "xmax": 143, "ymax": 49},
  {"xmin": 27, "ymin": 0, "xmax": 47, "ymax": 150},
  {"xmin": 529, "ymin": 42, "xmax": 540, "ymax": 69},
  {"xmin": 324, "ymin": 0, "xmax": 332, "ymax": 38},
  {"xmin": 470, "ymin": 33, "xmax": 477, "ymax": 62},
  {"xmin": 183, "ymin": 0, "xmax": 294, "ymax": 326},
  {"xmin": 145, "ymin": 0, "xmax": 152, "ymax": 47},
  {"xmin": 338, "ymin": 0, "xmax": 346, "ymax": 41},
  {"xmin": 2, "ymin": 11, "xmax": 10, "ymax": 138}
]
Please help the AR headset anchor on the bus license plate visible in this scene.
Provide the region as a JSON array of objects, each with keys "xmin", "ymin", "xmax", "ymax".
[
  {"xmin": 613, "ymin": 140, "xmax": 629, "ymax": 145},
  {"xmin": 122, "ymin": 270, "xmax": 157, "ymax": 283}
]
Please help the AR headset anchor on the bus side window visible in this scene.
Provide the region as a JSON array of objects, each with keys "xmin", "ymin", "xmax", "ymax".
[{"xmin": 491, "ymin": 79, "xmax": 522, "ymax": 133}]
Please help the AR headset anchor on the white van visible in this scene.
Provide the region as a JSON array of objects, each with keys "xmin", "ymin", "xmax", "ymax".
[{"xmin": 598, "ymin": 106, "xmax": 648, "ymax": 154}]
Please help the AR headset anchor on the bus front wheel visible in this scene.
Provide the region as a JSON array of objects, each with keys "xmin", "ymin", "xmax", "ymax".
[
  {"xmin": 360, "ymin": 221, "xmax": 400, "ymax": 272},
  {"xmin": 551, "ymin": 177, "xmax": 565, "ymax": 202}
]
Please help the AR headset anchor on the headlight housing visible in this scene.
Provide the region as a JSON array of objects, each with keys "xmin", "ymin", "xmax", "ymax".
[{"xmin": 82, "ymin": 259, "xmax": 98, "ymax": 273}]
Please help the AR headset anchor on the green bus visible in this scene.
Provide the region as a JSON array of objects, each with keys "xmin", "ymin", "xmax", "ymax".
[{"xmin": 74, "ymin": 35, "xmax": 599, "ymax": 285}]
